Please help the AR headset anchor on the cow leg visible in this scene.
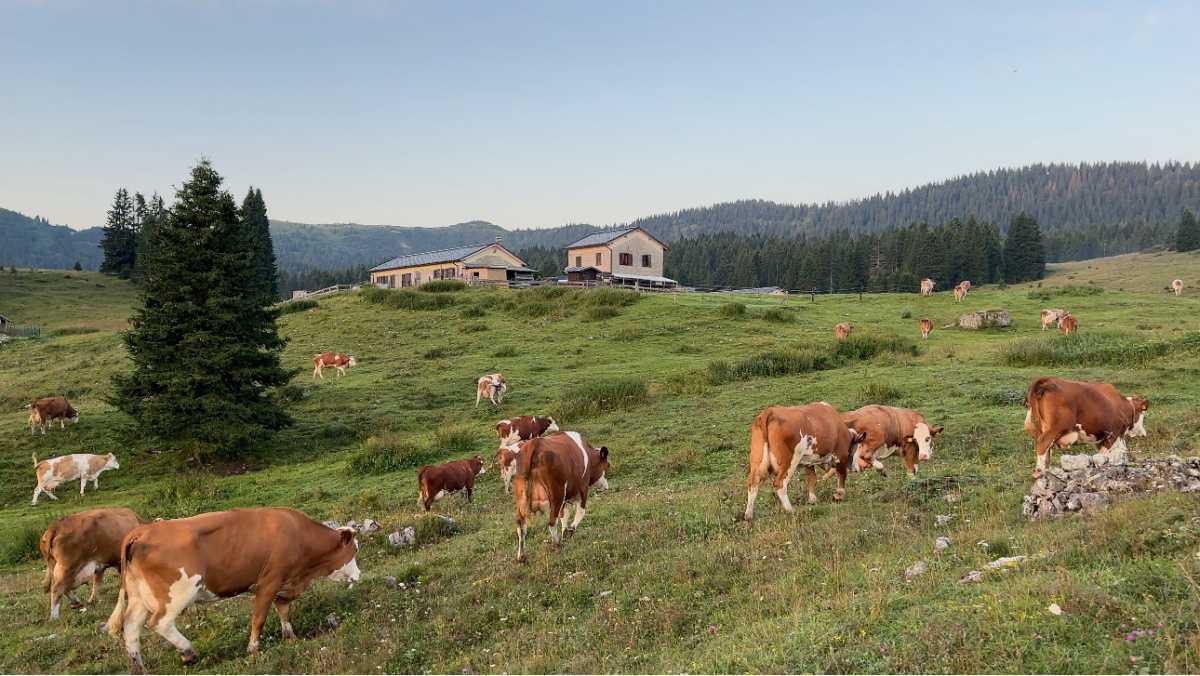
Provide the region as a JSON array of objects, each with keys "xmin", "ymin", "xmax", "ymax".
[
  {"xmin": 515, "ymin": 522, "xmax": 528, "ymax": 562},
  {"xmin": 88, "ymin": 567, "xmax": 104, "ymax": 603},
  {"xmin": 1033, "ymin": 432, "xmax": 1058, "ymax": 478},
  {"xmin": 744, "ymin": 446, "xmax": 771, "ymax": 521},
  {"xmin": 122, "ymin": 587, "xmax": 150, "ymax": 674},
  {"xmin": 833, "ymin": 458, "xmax": 847, "ymax": 502},
  {"xmin": 49, "ymin": 562, "xmax": 70, "ymax": 620},
  {"xmin": 805, "ymin": 467, "xmax": 819, "ymax": 504},
  {"xmin": 32, "ymin": 483, "xmax": 42, "ymax": 506},
  {"xmin": 567, "ymin": 503, "xmax": 586, "ymax": 534},
  {"xmin": 475, "ymin": 390, "xmax": 482, "ymax": 407},
  {"xmin": 80, "ymin": 475, "xmax": 88, "ymax": 495},
  {"xmin": 93, "ymin": 475, "xmax": 100, "ymax": 489},
  {"xmin": 274, "ymin": 598, "xmax": 296, "ymax": 640},
  {"xmin": 771, "ymin": 465, "xmax": 795, "ymax": 513},
  {"xmin": 247, "ymin": 584, "xmax": 279, "ymax": 654}
]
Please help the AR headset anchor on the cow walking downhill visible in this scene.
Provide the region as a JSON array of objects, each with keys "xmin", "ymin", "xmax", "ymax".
[
  {"xmin": 41, "ymin": 507, "xmax": 144, "ymax": 620},
  {"xmin": 1172, "ymin": 279, "xmax": 1183, "ymax": 296},
  {"xmin": 919, "ymin": 279, "xmax": 935, "ymax": 296},
  {"xmin": 918, "ymin": 318, "xmax": 933, "ymax": 340},
  {"xmin": 512, "ymin": 431, "xmax": 609, "ymax": 561},
  {"xmin": 475, "ymin": 373, "xmax": 507, "ymax": 407},
  {"xmin": 106, "ymin": 508, "xmax": 360, "ymax": 673},
  {"xmin": 417, "ymin": 457, "xmax": 485, "ymax": 511}
]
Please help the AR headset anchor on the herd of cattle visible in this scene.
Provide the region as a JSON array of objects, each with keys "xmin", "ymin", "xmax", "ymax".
[{"xmin": 15, "ymin": 279, "xmax": 1173, "ymax": 673}]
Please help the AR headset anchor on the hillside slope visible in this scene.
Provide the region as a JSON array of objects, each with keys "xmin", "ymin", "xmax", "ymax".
[
  {"xmin": 0, "ymin": 209, "xmax": 103, "ymax": 270},
  {"xmin": 1, "ymin": 262, "xmax": 1199, "ymax": 673}
]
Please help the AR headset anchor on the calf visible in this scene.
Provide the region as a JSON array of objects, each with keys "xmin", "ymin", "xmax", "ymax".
[
  {"xmin": 32, "ymin": 453, "xmax": 120, "ymax": 505},
  {"xmin": 1058, "ymin": 313, "xmax": 1078, "ymax": 335},
  {"xmin": 919, "ymin": 278, "xmax": 935, "ymax": 296},
  {"xmin": 1024, "ymin": 377, "xmax": 1149, "ymax": 477},
  {"xmin": 512, "ymin": 431, "xmax": 609, "ymax": 561},
  {"xmin": 41, "ymin": 507, "xmax": 144, "ymax": 619},
  {"xmin": 28, "ymin": 395, "xmax": 79, "ymax": 434},
  {"xmin": 918, "ymin": 318, "xmax": 933, "ymax": 340},
  {"xmin": 417, "ymin": 457, "xmax": 485, "ymax": 511},
  {"xmin": 834, "ymin": 322, "xmax": 853, "ymax": 342},
  {"xmin": 744, "ymin": 402, "xmax": 865, "ymax": 521},
  {"xmin": 495, "ymin": 415, "xmax": 559, "ymax": 441},
  {"xmin": 836, "ymin": 405, "xmax": 942, "ymax": 477},
  {"xmin": 1172, "ymin": 278, "xmax": 1183, "ymax": 296},
  {"xmin": 312, "ymin": 352, "xmax": 356, "ymax": 379},
  {"xmin": 475, "ymin": 373, "xmax": 507, "ymax": 407},
  {"xmin": 1040, "ymin": 308, "xmax": 1065, "ymax": 331},
  {"xmin": 106, "ymin": 508, "xmax": 360, "ymax": 673}
]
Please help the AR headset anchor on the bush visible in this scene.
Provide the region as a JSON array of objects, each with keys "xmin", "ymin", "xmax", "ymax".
[
  {"xmin": 492, "ymin": 345, "xmax": 518, "ymax": 358},
  {"xmin": 361, "ymin": 287, "xmax": 457, "ymax": 310},
  {"xmin": 583, "ymin": 306, "xmax": 620, "ymax": 322},
  {"xmin": 706, "ymin": 349, "xmax": 834, "ymax": 384},
  {"xmin": 459, "ymin": 305, "xmax": 487, "ymax": 319},
  {"xmin": 50, "ymin": 326, "xmax": 101, "ymax": 336},
  {"xmin": 1000, "ymin": 332, "xmax": 1190, "ymax": 367},
  {"xmin": 347, "ymin": 443, "xmax": 439, "ymax": 476},
  {"xmin": 145, "ymin": 474, "xmax": 229, "ymax": 519},
  {"xmin": 0, "ymin": 521, "xmax": 48, "ymax": 565},
  {"xmin": 580, "ymin": 288, "xmax": 640, "ymax": 308},
  {"xmin": 857, "ymin": 381, "xmax": 904, "ymax": 405},
  {"xmin": 556, "ymin": 377, "xmax": 649, "ymax": 419},
  {"xmin": 900, "ymin": 308, "xmax": 912, "ymax": 319},
  {"xmin": 760, "ymin": 308, "xmax": 793, "ymax": 323},
  {"xmin": 423, "ymin": 347, "xmax": 449, "ymax": 360},
  {"xmin": 279, "ymin": 298, "xmax": 318, "ymax": 315},
  {"xmin": 1026, "ymin": 285, "xmax": 1103, "ymax": 301},
  {"xmin": 719, "ymin": 302, "xmax": 747, "ymax": 318},
  {"xmin": 419, "ymin": 280, "xmax": 466, "ymax": 293},
  {"xmin": 433, "ymin": 425, "xmax": 481, "ymax": 455},
  {"xmin": 834, "ymin": 334, "xmax": 920, "ymax": 361}
]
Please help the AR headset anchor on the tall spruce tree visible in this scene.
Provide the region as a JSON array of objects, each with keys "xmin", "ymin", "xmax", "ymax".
[
  {"xmin": 134, "ymin": 193, "xmax": 166, "ymax": 281},
  {"xmin": 1003, "ymin": 212, "xmax": 1046, "ymax": 283},
  {"xmin": 112, "ymin": 161, "xmax": 294, "ymax": 456},
  {"xmin": 1176, "ymin": 207, "xmax": 1200, "ymax": 252},
  {"xmin": 100, "ymin": 188, "xmax": 139, "ymax": 278},
  {"xmin": 240, "ymin": 187, "xmax": 279, "ymax": 300}
]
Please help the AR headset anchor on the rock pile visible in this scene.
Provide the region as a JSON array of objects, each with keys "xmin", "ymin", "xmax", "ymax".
[
  {"xmin": 958, "ymin": 310, "xmax": 1011, "ymax": 330},
  {"xmin": 1023, "ymin": 453, "xmax": 1200, "ymax": 519}
]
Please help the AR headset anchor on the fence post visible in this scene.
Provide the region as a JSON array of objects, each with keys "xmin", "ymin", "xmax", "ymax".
[
  {"xmin": 810, "ymin": 288, "xmax": 816, "ymax": 303},
  {"xmin": 859, "ymin": 285, "xmax": 863, "ymax": 302}
]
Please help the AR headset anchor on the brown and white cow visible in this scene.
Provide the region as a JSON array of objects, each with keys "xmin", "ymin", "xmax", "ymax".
[
  {"xmin": 495, "ymin": 415, "xmax": 559, "ymax": 442},
  {"xmin": 834, "ymin": 322, "xmax": 853, "ymax": 342},
  {"xmin": 106, "ymin": 508, "xmax": 360, "ymax": 673},
  {"xmin": 28, "ymin": 395, "xmax": 79, "ymax": 434},
  {"xmin": 41, "ymin": 507, "xmax": 144, "ymax": 620},
  {"xmin": 512, "ymin": 431, "xmax": 609, "ymax": 561},
  {"xmin": 836, "ymin": 405, "xmax": 943, "ymax": 477},
  {"xmin": 1024, "ymin": 377, "xmax": 1149, "ymax": 478},
  {"xmin": 312, "ymin": 352, "xmax": 357, "ymax": 379},
  {"xmin": 953, "ymin": 284, "xmax": 966, "ymax": 303},
  {"xmin": 32, "ymin": 453, "xmax": 120, "ymax": 505},
  {"xmin": 918, "ymin": 318, "xmax": 933, "ymax": 340},
  {"xmin": 417, "ymin": 457, "xmax": 485, "ymax": 511},
  {"xmin": 919, "ymin": 278, "xmax": 935, "ymax": 296},
  {"xmin": 475, "ymin": 373, "xmax": 507, "ymax": 407},
  {"xmin": 744, "ymin": 402, "xmax": 865, "ymax": 521},
  {"xmin": 1040, "ymin": 308, "xmax": 1066, "ymax": 331},
  {"xmin": 960, "ymin": 280, "xmax": 972, "ymax": 293},
  {"xmin": 1058, "ymin": 313, "xmax": 1078, "ymax": 335},
  {"xmin": 1172, "ymin": 279, "xmax": 1183, "ymax": 296}
]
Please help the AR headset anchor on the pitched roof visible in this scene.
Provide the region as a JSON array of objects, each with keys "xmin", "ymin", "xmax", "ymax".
[
  {"xmin": 370, "ymin": 242, "xmax": 526, "ymax": 272},
  {"xmin": 565, "ymin": 226, "xmax": 669, "ymax": 251}
]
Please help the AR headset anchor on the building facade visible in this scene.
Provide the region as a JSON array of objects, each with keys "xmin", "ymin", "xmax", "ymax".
[
  {"xmin": 563, "ymin": 227, "xmax": 676, "ymax": 287},
  {"xmin": 369, "ymin": 242, "xmax": 532, "ymax": 288}
]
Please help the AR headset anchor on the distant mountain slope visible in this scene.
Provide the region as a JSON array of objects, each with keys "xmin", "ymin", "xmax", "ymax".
[{"xmin": 0, "ymin": 208, "xmax": 104, "ymax": 270}]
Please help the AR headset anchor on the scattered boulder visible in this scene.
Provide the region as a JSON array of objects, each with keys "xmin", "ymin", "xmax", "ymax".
[
  {"xmin": 904, "ymin": 560, "xmax": 928, "ymax": 580},
  {"xmin": 935, "ymin": 514, "xmax": 953, "ymax": 526},
  {"xmin": 362, "ymin": 519, "xmax": 381, "ymax": 535},
  {"xmin": 959, "ymin": 570, "xmax": 983, "ymax": 584},
  {"xmin": 1059, "ymin": 454, "xmax": 1091, "ymax": 472},
  {"xmin": 325, "ymin": 613, "xmax": 340, "ymax": 629},
  {"xmin": 438, "ymin": 515, "xmax": 459, "ymax": 532},
  {"xmin": 987, "ymin": 555, "xmax": 1026, "ymax": 570},
  {"xmin": 322, "ymin": 520, "xmax": 341, "ymax": 530},
  {"xmin": 1024, "ymin": 455, "xmax": 1200, "ymax": 519},
  {"xmin": 958, "ymin": 310, "xmax": 1011, "ymax": 330},
  {"xmin": 388, "ymin": 527, "xmax": 417, "ymax": 548},
  {"xmin": 933, "ymin": 536, "xmax": 951, "ymax": 553},
  {"xmin": 383, "ymin": 576, "xmax": 398, "ymax": 588}
]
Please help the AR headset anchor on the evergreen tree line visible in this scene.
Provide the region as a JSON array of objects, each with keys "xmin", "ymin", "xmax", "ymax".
[
  {"xmin": 110, "ymin": 160, "xmax": 293, "ymax": 457},
  {"xmin": 664, "ymin": 213, "xmax": 1047, "ymax": 291}
]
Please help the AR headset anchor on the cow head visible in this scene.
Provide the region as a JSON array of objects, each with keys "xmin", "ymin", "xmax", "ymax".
[
  {"xmin": 593, "ymin": 446, "xmax": 610, "ymax": 491},
  {"xmin": 845, "ymin": 429, "xmax": 877, "ymax": 472},
  {"xmin": 469, "ymin": 455, "xmax": 485, "ymax": 476},
  {"xmin": 905, "ymin": 423, "xmax": 942, "ymax": 462},
  {"xmin": 105, "ymin": 453, "xmax": 120, "ymax": 470},
  {"xmin": 326, "ymin": 527, "xmax": 361, "ymax": 583},
  {"xmin": 545, "ymin": 417, "xmax": 560, "ymax": 433},
  {"xmin": 495, "ymin": 420, "xmax": 513, "ymax": 438},
  {"xmin": 347, "ymin": 355, "xmax": 358, "ymax": 367},
  {"xmin": 1127, "ymin": 397, "xmax": 1149, "ymax": 437}
]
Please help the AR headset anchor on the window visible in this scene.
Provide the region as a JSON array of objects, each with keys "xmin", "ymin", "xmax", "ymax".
[
  {"xmin": 595, "ymin": 252, "xmax": 602, "ymax": 265},
  {"xmin": 641, "ymin": 254, "xmax": 652, "ymax": 267},
  {"xmin": 389, "ymin": 275, "xmax": 396, "ymax": 288},
  {"xmin": 575, "ymin": 255, "xmax": 582, "ymax": 267},
  {"xmin": 401, "ymin": 273, "xmax": 412, "ymax": 288},
  {"xmin": 472, "ymin": 271, "xmax": 480, "ymax": 278},
  {"xmin": 619, "ymin": 253, "xmax": 633, "ymax": 266}
]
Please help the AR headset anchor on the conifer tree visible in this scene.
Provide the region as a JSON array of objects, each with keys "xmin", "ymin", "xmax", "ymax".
[
  {"xmin": 111, "ymin": 161, "xmax": 294, "ymax": 457},
  {"xmin": 1003, "ymin": 212, "xmax": 1046, "ymax": 283},
  {"xmin": 240, "ymin": 187, "xmax": 279, "ymax": 300},
  {"xmin": 100, "ymin": 188, "xmax": 139, "ymax": 278},
  {"xmin": 1176, "ymin": 207, "xmax": 1200, "ymax": 252}
]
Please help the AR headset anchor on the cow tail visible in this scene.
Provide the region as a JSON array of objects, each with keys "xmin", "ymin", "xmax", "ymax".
[
  {"xmin": 32, "ymin": 453, "xmax": 39, "ymax": 467},
  {"xmin": 40, "ymin": 526, "xmax": 57, "ymax": 592},
  {"xmin": 750, "ymin": 410, "xmax": 772, "ymax": 477},
  {"xmin": 1027, "ymin": 378, "xmax": 1056, "ymax": 432},
  {"xmin": 417, "ymin": 467, "xmax": 429, "ymax": 503}
]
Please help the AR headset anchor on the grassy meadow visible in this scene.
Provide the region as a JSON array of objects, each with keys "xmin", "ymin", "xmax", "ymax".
[{"xmin": 1, "ymin": 256, "xmax": 1200, "ymax": 674}]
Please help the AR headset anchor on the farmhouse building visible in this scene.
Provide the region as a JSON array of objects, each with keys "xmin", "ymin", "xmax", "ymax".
[
  {"xmin": 369, "ymin": 241, "xmax": 533, "ymax": 288},
  {"xmin": 564, "ymin": 227, "xmax": 676, "ymax": 287}
]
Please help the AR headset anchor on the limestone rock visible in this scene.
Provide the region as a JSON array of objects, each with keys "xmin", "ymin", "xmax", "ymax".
[
  {"xmin": 1059, "ymin": 454, "xmax": 1091, "ymax": 471},
  {"xmin": 904, "ymin": 560, "xmax": 928, "ymax": 580},
  {"xmin": 958, "ymin": 310, "xmax": 1011, "ymax": 329}
]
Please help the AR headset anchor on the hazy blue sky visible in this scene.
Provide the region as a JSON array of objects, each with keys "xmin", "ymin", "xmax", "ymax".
[{"xmin": 2, "ymin": 1, "xmax": 1197, "ymax": 230}]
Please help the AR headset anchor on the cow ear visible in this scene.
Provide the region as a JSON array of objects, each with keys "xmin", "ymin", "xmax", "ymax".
[
  {"xmin": 338, "ymin": 527, "xmax": 355, "ymax": 544},
  {"xmin": 931, "ymin": 426, "xmax": 944, "ymax": 436},
  {"xmin": 904, "ymin": 435, "xmax": 914, "ymax": 443},
  {"xmin": 599, "ymin": 446, "xmax": 609, "ymax": 461}
]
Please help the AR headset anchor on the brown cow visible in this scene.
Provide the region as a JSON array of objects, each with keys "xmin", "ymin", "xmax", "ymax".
[
  {"xmin": 834, "ymin": 322, "xmax": 853, "ymax": 342},
  {"xmin": 837, "ymin": 405, "xmax": 943, "ymax": 477},
  {"xmin": 495, "ymin": 415, "xmax": 559, "ymax": 441},
  {"xmin": 28, "ymin": 395, "xmax": 79, "ymax": 434},
  {"xmin": 1172, "ymin": 279, "xmax": 1183, "ymax": 296},
  {"xmin": 1058, "ymin": 313, "xmax": 1078, "ymax": 335},
  {"xmin": 475, "ymin": 373, "xmax": 507, "ymax": 407},
  {"xmin": 41, "ymin": 507, "xmax": 144, "ymax": 620},
  {"xmin": 312, "ymin": 352, "xmax": 357, "ymax": 379},
  {"xmin": 512, "ymin": 431, "xmax": 609, "ymax": 561},
  {"xmin": 744, "ymin": 402, "xmax": 865, "ymax": 521},
  {"xmin": 417, "ymin": 457, "xmax": 485, "ymax": 511},
  {"xmin": 1040, "ymin": 308, "xmax": 1066, "ymax": 331},
  {"xmin": 32, "ymin": 453, "xmax": 120, "ymax": 505},
  {"xmin": 960, "ymin": 280, "xmax": 972, "ymax": 293},
  {"xmin": 1024, "ymin": 377, "xmax": 1149, "ymax": 477},
  {"xmin": 918, "ymin": 318, "xmax": 933, "ymax": 340},
  {"xmin": 919, "ymin": 278, "xmax": 935, "ymax": 296},
  {"xmin": 953, "ymin": 285, "xmax": 966, "ymax": 303},
  {"xmin": 106, "ymin": 508, "xmax": 360, "ymax": 673}
]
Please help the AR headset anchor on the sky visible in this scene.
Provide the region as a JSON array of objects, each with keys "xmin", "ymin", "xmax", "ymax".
[{"xmin": 2, "ymin": 1, "xmax": 1198, "ymax": 231}]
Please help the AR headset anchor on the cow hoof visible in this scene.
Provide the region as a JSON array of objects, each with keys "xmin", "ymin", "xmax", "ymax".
[
  {"xmin": 564, "ymin": 527, "xmax": 577, "ymax": 537},
  {"xmin": 833, "ymin": 491, "xmax": 845, "ymax": 502},
  {"xmin": 129, "ymin": 658, "xmax": 145, "ymax": 675},
  {"xmin": 181, "ymin": 649, "xmax": 198, "ymax": 664},
  {"xmin": 1031, "ymin": 469, "xmax": 1043, "ymax": 479}
]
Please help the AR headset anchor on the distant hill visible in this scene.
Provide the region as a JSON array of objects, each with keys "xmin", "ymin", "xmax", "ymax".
[
  {"xmin": 0, "ymin": 208, "xmax": 103, "ymax": 270},
  {"xmin": 4, "ymin": 161, "xmax": 1198, "ymax": 271}
]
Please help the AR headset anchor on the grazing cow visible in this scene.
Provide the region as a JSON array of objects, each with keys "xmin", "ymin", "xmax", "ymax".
[
  {"xmin": 312, "ymin": 352, "xmax": 356, "ymax": 379},
  {"xmin": 918, "ymin": 318, "xmax": 933, "ymax": 340},
  {"xmin": 32, "ymin": 453, "xmax": 120, "ymax": 505},
  {"xmin": 494, "ymin": 442, "xmax": 521, "ymax": 494},
  {"xmin": 512, "ymin": 431, "xmax": 609, "ymax": 562},
  {"xmin": 1024, "ymin": 377, "xmax": 1149, "ymax": 478},
  {"xmin": 475, "ymin": 373, "xmax": 507, "ymax": 407},
  {"xmin": 919, "ymin": 278, "xmax": 935, "ymax": 296},
  {"xmin": 417, "ymin": 457, "xmax": 485, "ymax": 511},
  {"xmin": 1058, "ymin": 313, "xmax": 1078, "ymax": 335},
  {"xmin": 953, "ymin": 284, "xmax": 966, "ymax": 303},
  {"xmin": 960, "ymin": 280, "xmax": 972, "ymax": 293},
  {"xmin": 744, "ymin": 402, "xmax": 865, "ymax": 521},
  {"xmin": 834, "ymin": 322, "xmax": 853, "ymax": 342},
  {"xmin": 1040, "ymin": 308, "xmax": 1066, "ymax": 331},
  {"xmin": 836, "ymin": 405, "xmax": 943, "ymax": 477},
  {"xmin": 495, "ymin": 416, "xmax": 559, "ymax": 441},
  {"xmin": 41, "ymin": 507, "xmax": 144, "ymax": 620},
  {"xmin": 28, "ymin": 395, "xmax": 79, "ymax": 434},
  {"xmin": 1172, "ymin": 279, "xmax": 1183, "ymax": 296},
  {"xmin": 106, "ymin": 508, "xmax": 360, "ymax": 673}
]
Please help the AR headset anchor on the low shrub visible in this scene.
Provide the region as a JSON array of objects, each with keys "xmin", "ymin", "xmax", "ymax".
[
  {"xmin": 706, "ymin": 348, "xmax": 834, "ymax": 384},
  {"xmin": 0, "ymin": 520, "xmax": 49, "ymax": 565},
  {"xmin": 459, "ymin": 305, "xmax": 487, "ymax": 319},
  {"xmin": 361, "ymin": 287, "xmax": 457, "ymax": 310},
  {"xmin": 900, "ymin": 308, "xmax": 912, "ymax": 319},
  {"xmin": 857, "ymin": 381, "xmax": 904, "ymax": 405},
  {"xmin": 432, "ymin": 425, "xmax": 482, "ymax": 455},
  {"xmin": 833, "ymin": 334, "xmax": 920, "ymax": 361},
  {"xmin": 423, "ymin": 347, "xmax": 449, "ymax": 360},
  {"xmin": 719, "ymin": 302, "xmax": 747, "ymax": 318},
  {"xmin": 583, "ymin": 306, "xmax": 620, "ymax": 322},
  {"xmin": 278, "ymin": 299, "xmax": 318, "ymax": 315},
  {"xmin": 492, "ymin": 345, "xmax": 518, "ymax": 358},
  {"xmin": 1000, "ymin": 332, "xmax": 1194, "ymax": 367},
  {"xmin": 556, "ymin": 377, "xmax": 649, "ymax": 419},
  {"xmin": 51, "ymin": 326, "xmax": 102, "ymax": 336},
  {"xmin": 419, "ymin": 280, "xmax": 466, "ymax": 293},
  {"xmin": 760, "ymin": 308, "xmax": 793, "ymax": 323},
  {"xmin": 1026, "ymin": 285, "xmax": 1104, "ymax": 301},
  {"xmin": 347, "ymin": 443, "xmax": 439, "ymax": 476},
  {"xmin": 145, "ymin": 474, "xmax": 229, "ymax": 519},
  {"xmin": 580, "ymin": 288, "xmax": 640, "ymax": 308}
]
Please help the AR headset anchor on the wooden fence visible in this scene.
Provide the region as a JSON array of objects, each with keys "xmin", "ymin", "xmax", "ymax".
[{"xmin": 0, "ymin": 323, "xmax": 41, "ymax": 338}]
